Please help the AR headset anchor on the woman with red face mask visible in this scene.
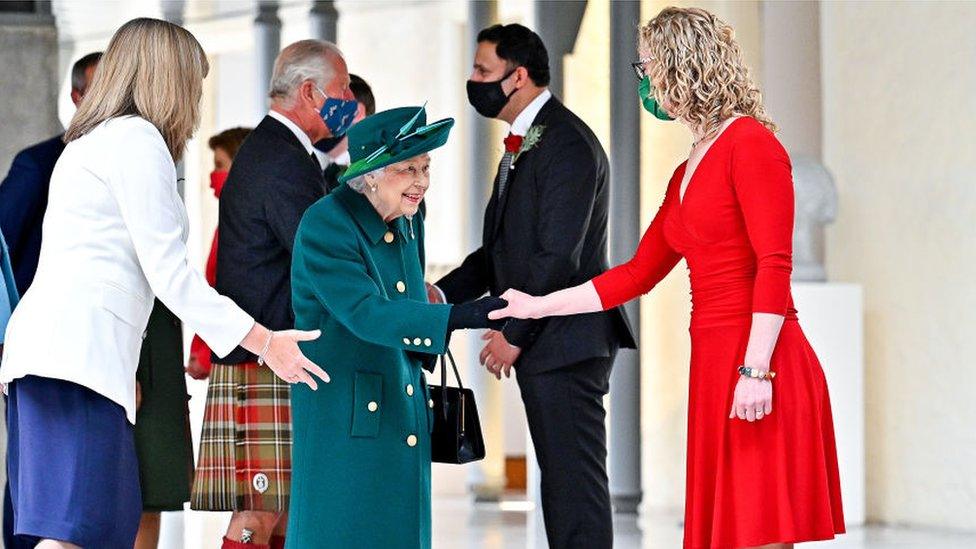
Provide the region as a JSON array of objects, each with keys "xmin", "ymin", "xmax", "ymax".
[{"xmin": 186, "ymin": 127, "xmax": 253, "ymax": 380}]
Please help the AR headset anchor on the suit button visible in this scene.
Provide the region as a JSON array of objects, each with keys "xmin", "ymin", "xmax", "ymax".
[
  {"xmin": 384, "ymin": 231, "xmax": 395, "ymax": 243},
  {"xmin": 413, "ymin": 337, "xmax": 422, "ymax": 346},
  {"xmin": 367, "ymin": 401, "xmax": 378, "ymax": 412},
  {"xmin": 428, "ymin": 399, "xmax": 434, "ymax": 409},
  {"xmin": 396, "ymin": 281, "xmax": 406, "ymax": 293},
  {"xmin": 402, "ymin": 337, "xmax": 411, "ymax": 345},
  {"xmin": 406, "ymin": 384, "xmax": 414, "ymax": 396},
  {"xmin": 406, "ymin": 434, "xmax": 417, "ymax": 447},
  {"xmin": 423, "ymin": 338, "xmax": 432, "ymax": 347}
]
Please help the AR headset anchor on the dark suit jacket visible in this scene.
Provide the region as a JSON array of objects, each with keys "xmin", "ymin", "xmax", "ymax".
[
  {"xmin": 0, "ymin": 134, "xmax": 66, "ymax": 295},
  {"xmin": 214, "ymin": 116, "xmax": 326, "ymax": 364},
  {"xmin": 323, "ymin": 162, "xmax": 345, "ymax": 194},
  {"xmin": 437, "ymin": 97, "xmax": 636, "ymax": 374}
]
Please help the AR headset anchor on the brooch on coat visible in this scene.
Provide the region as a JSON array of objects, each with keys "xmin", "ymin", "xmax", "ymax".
[{"xmin": 512, "ymin": 124, "xmax": 545, "ymax": 166}]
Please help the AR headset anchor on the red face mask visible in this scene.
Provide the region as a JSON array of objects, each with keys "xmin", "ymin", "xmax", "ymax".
[{"xmin": 210, "ymin": 170, "xmax": 229, "ymax": 198}]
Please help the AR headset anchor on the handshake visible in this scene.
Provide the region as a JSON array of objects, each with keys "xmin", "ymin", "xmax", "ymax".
[{"xmin": 426, "ymin": 284, "xmax": 540, "ymax": 380}]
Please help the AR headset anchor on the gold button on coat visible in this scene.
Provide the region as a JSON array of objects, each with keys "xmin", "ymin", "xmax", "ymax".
[
  {"xmin": 413, "ymin": 337, "xmax": 422, "ymax": 346},
  {"xmin": 384, "ymin": 231, "xmax": 395, "ymax": 243},
  {"xmin": 406, "ymin": 435, "xmax": 417, "ymax": 447},
  {"xmin": 396, "ymin": 281, "xmax": 406, "ymax": 293},
  {"xmin": 367, "ymin": 401, "xmax": 378, "ymax": 412},
  {"xmin": 423, "ymin": 338, "xmax": 432, "ymax": 347},
  {"xmin": 406, "ymin": 384, "xmax": 414, "ymax": 396},
  {"xmin": 402, "ymin": 337, "xmax": 411, "ymax": 345}
]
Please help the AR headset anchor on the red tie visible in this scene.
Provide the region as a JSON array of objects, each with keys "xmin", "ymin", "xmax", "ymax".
[{"xmin": 504, "ymin": 133, "xmax": 523, "ymax": 154}]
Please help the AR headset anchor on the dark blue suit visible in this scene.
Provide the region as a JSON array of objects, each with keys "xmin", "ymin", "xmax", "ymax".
[
  {"xmin": 0, "ymin": 134, "xmax": 67, "ymax": 295},
  {"xmin": 0, "ymin": 134, "xmax": 64, "ymax": 549}
]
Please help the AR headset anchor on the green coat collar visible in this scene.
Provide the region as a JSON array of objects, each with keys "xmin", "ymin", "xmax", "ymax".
[{"xmin": 332, "ymin": 183, "xmax": 412, "ymax": 244}]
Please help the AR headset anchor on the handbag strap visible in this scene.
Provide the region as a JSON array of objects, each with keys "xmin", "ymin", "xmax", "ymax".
[{"xmin": 438, "ymin": 349, "xmax": 464, "ymax": 390}]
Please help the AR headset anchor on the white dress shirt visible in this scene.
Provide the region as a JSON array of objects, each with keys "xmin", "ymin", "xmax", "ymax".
[
  {"xmin": 0, "ymin": 116, "xmax": 254, "ymax": 423},
  {"xmin": 269, "ymin": 109, "xmax": 315, "ymax": 155},
  {"xmin": 510, "ymin": 89, "xmax": 552, "ymax": 137}
]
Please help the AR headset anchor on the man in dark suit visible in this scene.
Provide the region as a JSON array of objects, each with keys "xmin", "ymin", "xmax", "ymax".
[
  {"xmin": 434, "ymin": 24, "xmax": 636, "ymax": 549},
  {"xmin": 315, "ymin": 73, "xmax": 375, "ymax": 193},
  {"xmin": 191, "ymin": 40, "xmax": 353, "ymax": 549},
  {"xmin": 0, "ymin": 52, "xmax": 101, "ymax": 295}
]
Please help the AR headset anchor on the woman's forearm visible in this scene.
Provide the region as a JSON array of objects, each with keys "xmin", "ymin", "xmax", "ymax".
[
  {"xmin": 743, "ymin": 312, "xmax": 785, "ymax": 368},
  {"xmin": 537, "ymin": 281, "xmax": 603, "ymax": 317}
]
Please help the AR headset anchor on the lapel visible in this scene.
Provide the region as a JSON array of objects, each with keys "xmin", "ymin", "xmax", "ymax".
[
  {"xmin": 262, "ymin": 116, "xmax": 326, "ymax": 187},
  {"xmin": 490, "ymin": 97, "xmax": 560, "ymax": 240}
]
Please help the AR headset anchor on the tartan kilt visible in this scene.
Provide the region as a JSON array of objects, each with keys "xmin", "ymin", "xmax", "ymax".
[{"xmin": 190, "ymin": 362, "xmax": 292, "ymax": 512}]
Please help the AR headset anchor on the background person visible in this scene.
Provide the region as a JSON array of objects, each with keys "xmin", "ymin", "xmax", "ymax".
[
  {"xmin": 314, "ymin": 73, "xmax": 375, "ymax": 192},
  {"xmin": 489, "ymin": 7, "xmax": 845, "ymax": 549},
  {"xmin": 190, "ymin": 40, "xmax": 352, "ymax": 549},
  {"xmin": 186, "ymin": 127, "xmax": 253, "ymax": 380},
  {"xmin": 0, "ymin": 18, "xmax": 328, "ymax": 549},
  {"xmin": 0, "ymin": 51, "xmax": 101, "ymax": 296}
]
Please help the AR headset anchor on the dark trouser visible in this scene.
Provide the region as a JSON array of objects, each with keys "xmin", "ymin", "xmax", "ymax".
[{"xmin": 516, "ymin": 354, "xmax": 616, "ymax": 549}]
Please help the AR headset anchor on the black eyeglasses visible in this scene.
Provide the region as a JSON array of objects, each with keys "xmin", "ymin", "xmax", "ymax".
[{"xmin": 631, "ymin": 58, "xmax": 652, "ymax": 81}]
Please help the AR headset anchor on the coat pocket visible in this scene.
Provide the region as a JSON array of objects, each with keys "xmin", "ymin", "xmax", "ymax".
[
  {"xmin": 99, "ymin": 283, "xmax": 146, "ymax": 327},
  {"xmin": 351, "ymin": 371, "xmax": 383, "ymax": 438}
]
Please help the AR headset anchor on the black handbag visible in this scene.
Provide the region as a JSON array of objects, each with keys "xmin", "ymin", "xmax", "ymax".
[{"xmin": 428, "ymin": 350, "xmax": 486, "ymax": 464}]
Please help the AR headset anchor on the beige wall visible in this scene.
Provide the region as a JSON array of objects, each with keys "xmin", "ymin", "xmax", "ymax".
[{"xmin": 821, "ymin": 1, "xmax": 976, "ymax": 529}]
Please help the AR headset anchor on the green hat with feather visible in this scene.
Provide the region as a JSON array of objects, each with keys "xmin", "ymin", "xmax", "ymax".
[{"xmin": 339, "ymin": 104, "xmax": 454, "ymax": 184}]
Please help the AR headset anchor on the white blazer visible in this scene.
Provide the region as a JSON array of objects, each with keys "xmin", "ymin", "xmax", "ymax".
[{"xmin": 0, "ymin": 116, "xmax": 253, "ymax": 423}]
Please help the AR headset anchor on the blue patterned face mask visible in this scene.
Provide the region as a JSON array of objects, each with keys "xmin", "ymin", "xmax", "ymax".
[{"xmin": 315, "ymin": 86, "xmax": 358, "ymax": 137}]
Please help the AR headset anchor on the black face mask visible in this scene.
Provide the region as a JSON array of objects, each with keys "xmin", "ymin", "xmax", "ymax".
[
  {"xmin": 313, "ymin": 135, "xmax": 345, "ymax": 154},
  {"xmin": 466, "ymin": 69, "xmax": 518, "ymax": 119}
]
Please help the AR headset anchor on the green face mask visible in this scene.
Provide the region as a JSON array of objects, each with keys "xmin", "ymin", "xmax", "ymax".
[{"xmin": 638, "ymin": 76, "xmax": 673, "ymax": 121}]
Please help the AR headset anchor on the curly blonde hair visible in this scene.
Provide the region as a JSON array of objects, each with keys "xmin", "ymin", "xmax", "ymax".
[{"xmin": 639, "ymin": 7, "xmax": 776, "ymax": 139}]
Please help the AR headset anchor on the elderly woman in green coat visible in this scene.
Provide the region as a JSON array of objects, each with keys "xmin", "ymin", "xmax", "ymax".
[{"xmin": 287, "ymin": 106, "xmax": 506, "ymax": 548}]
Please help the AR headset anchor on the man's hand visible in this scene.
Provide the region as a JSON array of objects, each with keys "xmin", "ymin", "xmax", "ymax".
[
  {"xmin": 479, "ymin": 330, "xmax": 521, "ymax": 380},
  {"xmin": 426, "ymin": 282, "xmax": 445, "ymax": 304}
]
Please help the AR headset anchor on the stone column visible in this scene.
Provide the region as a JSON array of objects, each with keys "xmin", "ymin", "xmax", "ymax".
[
  {"xmin": 309, "ymin": 1, "xmax": 338, "ymax": 43},
  {"xmin": 464, "ymin": 0, "xmax": 506, "ymax": 502},
  {"xmin": 533, "ymin": 0, "xmax": 587, "ymax": 97},
  {"xmin": 254, "ymin": 1, "xmax": 281, "ymax": 115},
  {"xmin": 608, "ymin": 0, "xmax": 643, "ymax": 516}
]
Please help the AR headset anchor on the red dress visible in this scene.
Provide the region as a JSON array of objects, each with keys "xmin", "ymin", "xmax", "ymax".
[{"xmin": 593, "ymin": 118, "xmax": 844, "ymax": 548}]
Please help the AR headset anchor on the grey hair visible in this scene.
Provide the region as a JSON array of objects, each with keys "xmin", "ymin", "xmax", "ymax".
[
  {"xmin": 268, "ymin": 39, "xmax": 343, "ymax": 104},
  {"xmin": 346, "ymin": 168, "xmax": 385, "ymax": 194}
]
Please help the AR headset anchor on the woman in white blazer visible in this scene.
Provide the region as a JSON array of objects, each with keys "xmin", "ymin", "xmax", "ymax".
[{"xmin": 0, "ymin": 19, "xmax": 329, "ymax": 549}]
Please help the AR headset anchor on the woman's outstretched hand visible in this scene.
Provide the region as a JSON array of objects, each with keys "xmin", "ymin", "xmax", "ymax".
[
  {"xmin": 263, "ymin": 330, "xmax": 331, "ymax": 390},
  {"xmin": 488, "ymin": 289, "xmax": 544, "ymax": 320},
  {"xmin": 242, "ymin": 324, "xmax": 330, "ymax": 390}
]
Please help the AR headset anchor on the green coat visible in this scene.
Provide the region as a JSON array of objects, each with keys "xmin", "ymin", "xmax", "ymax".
[{"xmin": 287, "ymin": 183, "xmax": 451, "ymax": 549}]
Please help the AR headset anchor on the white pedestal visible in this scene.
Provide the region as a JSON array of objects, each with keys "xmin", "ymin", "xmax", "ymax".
[{"xmin": 792, "ymin": 282, "xmax": 865, "ymax": 526}]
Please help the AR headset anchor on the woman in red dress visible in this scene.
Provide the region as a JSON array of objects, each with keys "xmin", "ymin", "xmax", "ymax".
[{"xmin": 491, "ymin": 7, "xmax": 844, "ymax": 548}]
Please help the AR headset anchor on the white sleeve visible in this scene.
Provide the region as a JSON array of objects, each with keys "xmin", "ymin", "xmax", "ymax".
[{"xmin": 104, "ymin": 119, "xmax": 253, "ymax": 357}]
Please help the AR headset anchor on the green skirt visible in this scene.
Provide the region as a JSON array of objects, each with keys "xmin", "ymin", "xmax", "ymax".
[{"xmin": 134, "ymin": 300, "xmax": 194, "ymax": 512}]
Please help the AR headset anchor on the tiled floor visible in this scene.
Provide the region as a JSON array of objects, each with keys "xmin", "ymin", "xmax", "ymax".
[{"xmin": 431, "ymin": 497, "xmax": 976, "ymax": 549}]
